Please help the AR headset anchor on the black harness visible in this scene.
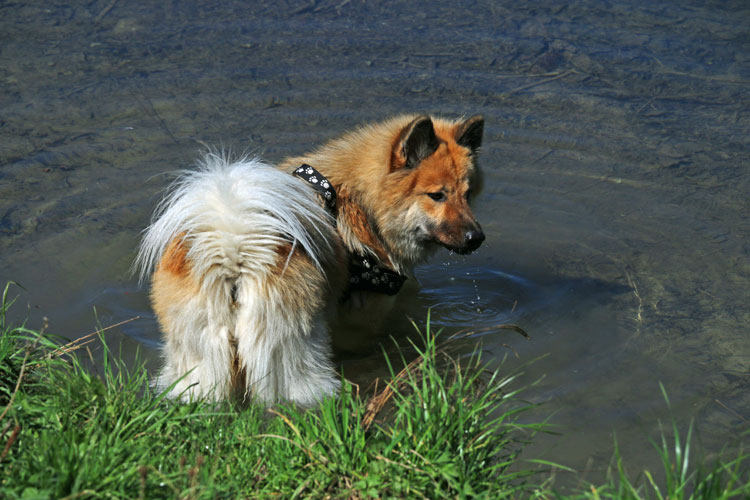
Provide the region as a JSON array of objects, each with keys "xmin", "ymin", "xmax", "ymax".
[{"xmin": 292, "ymin": 164, "xmax": 406, "ymax": 296}]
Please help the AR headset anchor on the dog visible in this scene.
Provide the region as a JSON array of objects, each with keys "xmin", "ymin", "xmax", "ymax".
[{"xmin": 136, "ymin": 114, "xmax": 485, "ymax": 405}]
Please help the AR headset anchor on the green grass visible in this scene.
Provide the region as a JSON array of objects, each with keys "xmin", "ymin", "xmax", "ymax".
[
  {"xmin": 0, "ymin": 283, "xmax": 748, "ymax": 499},
  {"xmin": 0, "ymin": 291, "xmax": 547, "ymax": 499},
  {"xmin": 573, "ymin": 386, "xmax": 750, "ymax": 500}
]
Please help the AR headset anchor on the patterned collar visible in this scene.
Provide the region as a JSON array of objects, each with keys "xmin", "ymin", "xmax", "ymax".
[{"xmin": 292, "ymin": 164, "xmax": 406, "ymax": 296}]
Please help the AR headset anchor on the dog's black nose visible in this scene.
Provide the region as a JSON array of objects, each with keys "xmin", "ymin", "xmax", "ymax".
[{"xmin": 464, "ymin": 229, "xmax": 485, "ymax": 251}]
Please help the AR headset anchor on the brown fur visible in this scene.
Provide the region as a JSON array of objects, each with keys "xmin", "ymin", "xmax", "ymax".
[{"xmin": 151, "ymin": 234, "xmax": 200, "ymax": 345}]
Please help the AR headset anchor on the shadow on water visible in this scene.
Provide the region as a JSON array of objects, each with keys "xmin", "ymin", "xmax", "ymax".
[{"xmin": 1, "ymin": 0, "xmax": 748, "ymax": 487}]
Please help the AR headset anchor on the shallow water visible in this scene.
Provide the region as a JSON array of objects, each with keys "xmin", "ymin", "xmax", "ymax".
[{"xmin": 1, "ymin": 0, "xmax": 748, "ymax": 485}]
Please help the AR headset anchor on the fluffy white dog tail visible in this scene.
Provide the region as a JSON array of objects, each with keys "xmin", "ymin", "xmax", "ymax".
[{"xmin": 135, "ymin": 153, "xmax": 337, "ymax": 285}]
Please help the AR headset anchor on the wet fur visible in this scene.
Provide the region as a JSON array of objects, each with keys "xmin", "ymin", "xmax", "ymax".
[{"xmin": 137, "ymin": 114, "xmax": 484, "ymax": 405}]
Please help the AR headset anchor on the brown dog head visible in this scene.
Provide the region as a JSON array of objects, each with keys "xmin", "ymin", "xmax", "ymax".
[{"xmin": 380, "ymin": 114, "xmax": 485, "ymax": 262}]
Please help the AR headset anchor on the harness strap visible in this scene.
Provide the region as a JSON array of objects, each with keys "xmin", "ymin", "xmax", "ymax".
[
  {"xmin": 347, "ymin": 254, "xmax": 407, "ymax": 296},
  {"xmin": 292, "ymin": 164, "xmax": 406, "ymax": 296},
  {"xmin": 292, "ymin": 164, "xmax": 336, "ymax": 213}
]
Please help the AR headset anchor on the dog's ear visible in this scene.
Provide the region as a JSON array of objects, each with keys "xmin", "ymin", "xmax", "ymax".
[
  {"xmin": 397, "ymin": 115, "xmax": 440, "ymax": 169},
  {"xmin": 455, "ymin": 115, "xmax": 484, "ymax": 154}
]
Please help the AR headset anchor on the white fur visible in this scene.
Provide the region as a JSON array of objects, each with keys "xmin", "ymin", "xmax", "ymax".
[{"xmin": 136, "ymin": 153, "xmax": 341, "ymax": 405}]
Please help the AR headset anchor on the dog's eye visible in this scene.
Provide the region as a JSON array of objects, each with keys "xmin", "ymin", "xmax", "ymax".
[{"xmin": 427, "ymin": 191, "xmax": 446, "ymax": 202}]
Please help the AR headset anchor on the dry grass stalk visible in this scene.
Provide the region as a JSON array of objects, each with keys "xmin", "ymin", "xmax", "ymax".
[{"xmin": 46, "ymin": 316, "xmax": 141, "ymax": 359}]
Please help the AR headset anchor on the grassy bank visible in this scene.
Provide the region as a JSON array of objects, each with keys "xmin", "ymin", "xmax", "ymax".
[{"xmin": 0, "ymin": 284, "xmax": 748, "ymax": 499}]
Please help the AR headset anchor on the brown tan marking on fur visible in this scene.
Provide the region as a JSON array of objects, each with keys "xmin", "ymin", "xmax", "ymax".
[
  {"xmin": 265, "ymin": 241, "xmax": 344, "ymax": 313},
  {"xmin": 335, "ymin": 185, "xmax": 390, "ymax": 262},
  {"xmin": 159, "ymin": 233, "xmax": 191, "ymax": 277},
  {"xmin": 151, "ymin": 235, "xmax": 200, "ymax": 342}
]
